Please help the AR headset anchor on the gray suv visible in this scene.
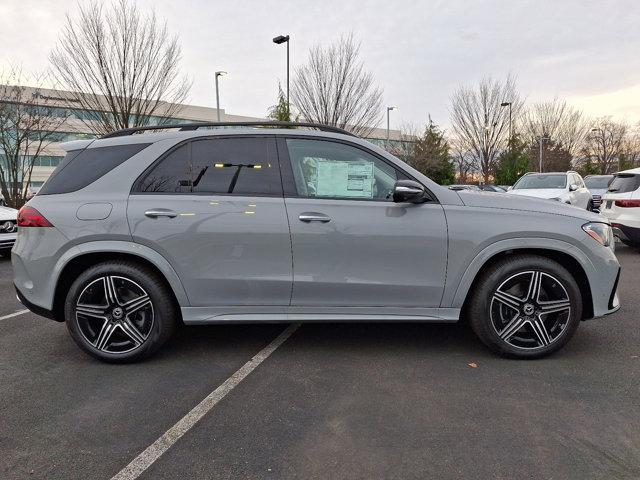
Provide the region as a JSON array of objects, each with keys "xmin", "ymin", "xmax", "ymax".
[{"xmin": 12, "ymin": 122, "xmax": 621, "ymax": 363}]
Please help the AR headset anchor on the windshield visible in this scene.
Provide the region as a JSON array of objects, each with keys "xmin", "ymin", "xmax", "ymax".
[
  {"xmin": 513, "ymin": 174, "xmax": 567, "ymax": 190},
  {"xmin": 584, "ymin": 176, "xmax": 612, "ymax": 189}
]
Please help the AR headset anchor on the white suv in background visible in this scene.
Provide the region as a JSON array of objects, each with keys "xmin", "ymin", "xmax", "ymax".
[
  {"xmin": 507, "ymin": 171, "xmax": 593, "ymax": 210},
  {"xmin": 600, "ymin": 168, "xmax": 640, "ymax": 248}
]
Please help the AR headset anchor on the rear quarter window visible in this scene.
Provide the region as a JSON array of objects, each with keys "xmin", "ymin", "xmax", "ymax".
[
  {"xmin": 608, "ymin": 174, "xmax": 640, "ymax": 194},
  {"xmin": 38, "ymin": 143, "xmax": 150, "ymax": 195}
]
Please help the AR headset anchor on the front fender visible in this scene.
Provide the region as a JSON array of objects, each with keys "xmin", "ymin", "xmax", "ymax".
[{"xmin": 444, "ymin": 237, "xmax": 596, "ymax": 309}]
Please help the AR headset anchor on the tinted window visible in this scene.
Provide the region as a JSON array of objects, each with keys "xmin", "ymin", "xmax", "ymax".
[
  {"xmin": 39, "ymin": 144, "xmax": 150, "ymax": 195},
  {"xmin": 135, "ymin": 137, "xmax": 280, "ymax": 196},
  {"xmin": 286, "ymin": 139, "xmax": 399, "ymax": 201},
  {"xmin": 608, "ymin": 174, "xmax": 640, "ymax": 193}
]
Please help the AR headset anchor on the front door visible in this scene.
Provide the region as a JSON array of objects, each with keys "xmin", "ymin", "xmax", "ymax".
[
  {"xmin": 127, "ymin": 135, "xmax": 292, "ymax": 307},
  {"xmin": 280, "ymin": 137, "xmax": 448, "ymax": 308}
]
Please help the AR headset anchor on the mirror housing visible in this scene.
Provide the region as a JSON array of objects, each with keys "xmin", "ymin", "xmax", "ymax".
[
  {"xmin": 393, "ymin": 180, "xmax": 426, "ymax": 203},
  {"xmin": 569, "ymin": 183, "xmax": 578, "ymax": 191}
]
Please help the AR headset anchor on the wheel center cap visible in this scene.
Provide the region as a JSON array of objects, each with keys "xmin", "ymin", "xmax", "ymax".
[
  {"xmin": 523, "ymin": 303, "xmax": 535, "ymax": 315},
  {"xmin": 112, "ymin": 307, "xmax": 124, "ymax": 320}
]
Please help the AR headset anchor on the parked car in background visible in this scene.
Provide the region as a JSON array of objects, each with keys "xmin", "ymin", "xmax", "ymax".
[
  {"xmin": 600, "ymin": 168, "xmax": 640, "ymax": 248},
  {"xmin": 507, "ymin": 171, "xmax": 593, "ymax": 210},
  {"xmin": 479, "ymin": 184, "xmax": 506, "ymax": 193},
  {"xmin": 584, "ymin": 174, "xmax": 613, "ymax": 211},
  {"xmin": 0, "ymin": 205, "xmax": 18, "ymax": 256},
  {"xmin": 12, "ymin": 123, "xmax": 620, "ymax": 363},
  {"xmin": 448, "ymin": 184, "xmax": 481, "ymax": 191}
]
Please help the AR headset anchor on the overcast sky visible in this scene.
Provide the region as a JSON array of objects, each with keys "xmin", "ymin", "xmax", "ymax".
[{"xmin": 1, "ymin": 0, "xmax": 639, "ymax": 131}]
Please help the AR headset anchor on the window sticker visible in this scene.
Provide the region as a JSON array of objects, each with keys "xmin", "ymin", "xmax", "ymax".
[{"xmin": 315, "ymin": 160, "xmax": 374, "ymax": 198}]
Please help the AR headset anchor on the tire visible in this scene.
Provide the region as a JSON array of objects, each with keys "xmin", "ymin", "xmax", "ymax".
[
  {"xmin": 65, "ymin": 261, "xmax": 177, "ymax": 363},
  {"xmin": 468, "ymin": 254, "xmax": 582, "ymax": 359},
  {"xmin": 587, "ymin": 200, "xmax": 594, "ymax": 211}
]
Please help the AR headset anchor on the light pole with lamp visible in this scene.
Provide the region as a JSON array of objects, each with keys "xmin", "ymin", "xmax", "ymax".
[
  {"xmin": 272, "ymin": 35, "xmax": 291, "ymax": 120},
  {"xmin": 501, "ymin": 101, "xmax": 512, "ymax": 153},
  {"xmin": 214, "ymin": 71, "xmax": 227, "ymax": 122},
  {"xmin": 386, "ymin": 106, "xmax": 397, "ymax": 147}
]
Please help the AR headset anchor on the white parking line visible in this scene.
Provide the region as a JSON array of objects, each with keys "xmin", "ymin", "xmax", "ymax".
[
  {"xmin": 110, "ymin": 323, "xmax": 300, "ymax": 480},
  {"xmin": 0, "ymin": 309, "xmax": 29, "ymax": 321}
]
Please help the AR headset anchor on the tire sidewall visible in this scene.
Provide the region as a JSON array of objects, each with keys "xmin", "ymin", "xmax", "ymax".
[{"xmin": 65, "ymin": 262, "xmax": 174, "ymax": 363}]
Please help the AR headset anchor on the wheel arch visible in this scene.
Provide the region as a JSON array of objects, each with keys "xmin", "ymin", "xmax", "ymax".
[
  {"xmin": 452, "ymin": 242, "xmax": 594, "ymax": 321},
  {"xmin": 51, "ymin": 242, "xmax": 189, "ymax": 322}
]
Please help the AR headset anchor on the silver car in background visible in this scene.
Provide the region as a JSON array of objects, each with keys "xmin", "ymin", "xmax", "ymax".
[
  {"xmin": 507, "ymin": 171, "xmax": 594, "ymax": 210},
  {"xmin": 12, "ymin": 123, "xmax": 620, "ymax": 363},
  {"xmin": 584, "ymin": 174, "xmax": 614, "ymax": 211}
]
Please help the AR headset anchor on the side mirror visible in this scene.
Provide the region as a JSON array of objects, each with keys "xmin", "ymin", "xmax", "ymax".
[
  {"xmin": 569, "ymin": 183, "xmax": 578, "ymax": 191},
  {"xmin": 393, "ymin": 180, "xmax": 426, "ymax": 203}
]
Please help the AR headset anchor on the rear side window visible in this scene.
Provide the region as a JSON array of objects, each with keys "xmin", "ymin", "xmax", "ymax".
[
  {"xmin": 39, "ymin": 143, "xmax": 150, "ymax": 195},
  {"xmin": 134, "ymin": 137, "xmax": 281, "ymax": 196},
  {"xmin": 608, "ymin": 174, "xmax": 640, "ymax": 194}
]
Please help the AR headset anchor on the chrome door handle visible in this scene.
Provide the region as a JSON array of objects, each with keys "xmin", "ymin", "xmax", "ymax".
[
  {"xmin": 145, "ymin": 209, "xmax": 178, "ymax": 218},
  {"xmin": 298, "ymin": 212, "xmax": 331, "ymax": 223}
]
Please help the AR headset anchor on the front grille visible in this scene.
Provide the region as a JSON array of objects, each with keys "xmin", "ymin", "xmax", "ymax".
[
  {"xmin": 592, "ymin": 195, "xmax": 602, "ymax": 207},
  {"xmin": 0, "ymin": 220, "xmax": 17, "ymax": 234}
]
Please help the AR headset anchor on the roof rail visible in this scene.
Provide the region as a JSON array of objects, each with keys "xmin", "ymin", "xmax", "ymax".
[{"xmin": 100, "ymin": 121, "xmax": 356, "ymax": 139}]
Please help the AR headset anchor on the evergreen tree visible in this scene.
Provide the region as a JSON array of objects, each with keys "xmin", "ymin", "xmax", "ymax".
[
  {"xmin": 267, "ymin": 83, "xmax": 294, "ymax": 122},
  {"xmin": 409, "ymin": 120, "xmax": 455, "ymax": 185},
  {"xmin": 494, "ymin": 136, "xmax": 531, "ymax": 186}
]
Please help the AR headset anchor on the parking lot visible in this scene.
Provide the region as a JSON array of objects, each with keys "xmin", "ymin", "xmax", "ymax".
[{"xmin": 0, "ymin": 246, "xmax": 639, "ymax": 480}]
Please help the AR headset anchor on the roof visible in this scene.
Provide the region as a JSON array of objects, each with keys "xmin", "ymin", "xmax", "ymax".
[{"xmin": 617, "ymin": 167, "xmax": 640, "ymax": 175}]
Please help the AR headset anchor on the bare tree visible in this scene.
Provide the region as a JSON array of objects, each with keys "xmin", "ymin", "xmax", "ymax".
[
  {"xmin": 0, "ymin": 68, "xmax": 68, "ymax": 207},
  {"xmin": 291, "ymin": 35, "xmax": 383, "ymax": 137},
  {"xmin": 49, "ymin": 0, "xmax": 191, "ymax": 136},
  {"xmin": 582, "ymin": 117, "xmax": 628, "ymax": 174},
  {"xmin": 521, "ymin": 98, "xmax": 588, "ymax": 157},
  {"xmin": 449, "ymin": 75, "xmax": 523, "ymax": 182}
]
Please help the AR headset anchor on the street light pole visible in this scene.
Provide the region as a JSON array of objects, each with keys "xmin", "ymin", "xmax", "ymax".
[
  {"xmin": 214, "ymin": 71, "xmax": 227, "ymax": 122},
  {"xmin": 272, "ymin": 35, "xmax": 291, "ymax": 120},
  {"xmin": 501, "ymin": 102, "xmax": 512, "ymax": 153},
  {"xmin": 538, "ymin": 136, "xmax": 549, "ymax": 172},
  {"xmin": 386, "ymin": 106, "xmax": 397, "ymax": 146}
]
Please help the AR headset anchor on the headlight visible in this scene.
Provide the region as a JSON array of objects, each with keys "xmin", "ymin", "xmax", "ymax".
[{"xmin": 582, "ymin": 222, "xmax": 613, "ymax": 247}]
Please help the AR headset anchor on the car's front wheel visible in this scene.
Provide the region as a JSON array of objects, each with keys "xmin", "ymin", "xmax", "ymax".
[
  {"xmin": 65, "ymin": 261, "xmax": 177, "ymax": 363},
  {"xmin": 468, "ymin": 255, "xmax": 582, "ymax": 359}
]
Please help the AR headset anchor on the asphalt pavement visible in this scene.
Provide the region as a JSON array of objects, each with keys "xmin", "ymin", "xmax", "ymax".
[{"xmin": 1, "ymin": 246, "xmax": 639, "ymax": 480}]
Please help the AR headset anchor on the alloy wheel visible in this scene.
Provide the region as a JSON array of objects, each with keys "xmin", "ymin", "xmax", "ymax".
[
  {"xmin": 75, "ymin": 276, "xmax": 154, "ymax": 354},
  {"xmin": 490, "ymin": 271, "xmax": 571, "ymax": 350}
]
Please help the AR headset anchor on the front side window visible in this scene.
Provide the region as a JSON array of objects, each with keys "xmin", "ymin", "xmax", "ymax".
[
  {"xmin": 285, "ymin": 139, "xmax": 399, "ymax": 201},
  {"xmin": 135, "ymin": 137, "xmax": 281, "ymax": 196}
]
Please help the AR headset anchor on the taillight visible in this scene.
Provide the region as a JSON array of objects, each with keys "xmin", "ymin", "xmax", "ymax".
[
  {"xmin": 614, "ymin": 199, "xmax": 640, "ymax": 208},
  {"xmin": 17, "ymin": 206, "xmax": 53, "ymax": 227}
]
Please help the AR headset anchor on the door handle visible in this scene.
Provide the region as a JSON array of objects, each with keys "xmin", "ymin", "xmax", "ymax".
[
  {"xmin": 298, "ymin": 212, "xmax": 331, "ymax": 223},
  {"xmin": 145, "ymin": 208, "xmax": 178, "ymax": 218}
]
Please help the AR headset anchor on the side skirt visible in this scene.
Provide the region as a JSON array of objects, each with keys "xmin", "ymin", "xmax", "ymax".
[{"xmin": 181, "ymin": 306, "xmax": 461, "ymax": 325}]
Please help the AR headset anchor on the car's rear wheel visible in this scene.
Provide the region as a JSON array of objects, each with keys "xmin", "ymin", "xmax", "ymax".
[
  {"xmin": 468, "ymin": 255, "xmax": 582, "ymax": 359},
  {"xmin": 65, "ymin": 261, "xmax": 177, "ymax": 363}
]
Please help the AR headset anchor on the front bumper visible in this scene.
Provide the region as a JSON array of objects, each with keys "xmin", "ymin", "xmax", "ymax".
[{"xmin": 0, "ymin": 232, "xmax": 17, "ymax": 250}]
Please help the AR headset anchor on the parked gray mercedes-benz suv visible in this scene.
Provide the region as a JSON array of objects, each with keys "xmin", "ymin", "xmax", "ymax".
[{"xmin": 12, "ymin": 122, "xmax": 621, "ymax": 363}]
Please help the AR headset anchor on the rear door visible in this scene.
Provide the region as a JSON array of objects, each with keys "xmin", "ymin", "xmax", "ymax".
[
  {"xmin": 279, "ymin": 137, "xmax": 448, "ymax": 308},
  {"xmin": 127, "ymin": 135, "xmax": 292, "ymax": 307}
]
